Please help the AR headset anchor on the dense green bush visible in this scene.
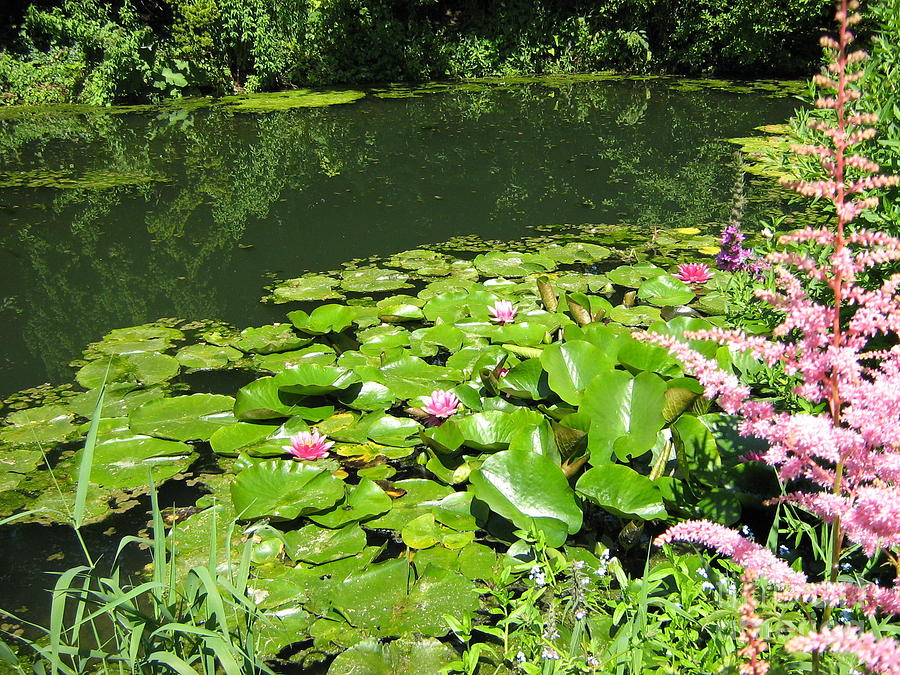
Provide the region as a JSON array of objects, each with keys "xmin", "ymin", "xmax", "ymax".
[{"xmin": 0, "ymin": 0, "xmax": 836, "ymax": 105}]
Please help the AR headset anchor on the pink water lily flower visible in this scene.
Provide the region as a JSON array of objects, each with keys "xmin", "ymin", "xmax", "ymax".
[
  {"xmin": 283, "ymin": 430, "xmax": 334, "ymax": 460},
  {"xmin": 421, "ymin": 390, "xmax": 460, "ymax": 419},
  {"xmin": 674, "ymin": 263, "xmax": 713, "ymax": 285},
  {"xmin": 488, "ymin": 300, "xmax": 517, "ymax": 324}
]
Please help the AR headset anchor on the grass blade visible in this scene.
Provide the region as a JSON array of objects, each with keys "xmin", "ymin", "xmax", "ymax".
[{"xmin": 73, "ymin": 381, "xmax": 106, "ymax": 530}]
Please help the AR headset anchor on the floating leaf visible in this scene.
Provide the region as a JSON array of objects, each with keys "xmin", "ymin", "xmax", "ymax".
[
  {"xmin": 231, "ymin": 460, "xmax": 345, "ymax": 520},
  {"xmin": 366, "ymin": 479, "xmax": 454, "ymax": 530},
  {"xmin": 129, "ymin": 394, "xmax": 236, "ymax": 441},
  {"xmin": 341, "ymin": 268, "xmax": 412, "ymax": 293},
  {"xmin": 470, "ymin": 450, "xmax": 582, "ymax": 547},
  {"xmin": 637, "ymin": 274, "xmax": 695, "ymax": 307},
  {"xmin": 1, "ymin": 404, "xmax": 78, "ymax": 445},
  {"xmin": 175, "ymin": 344, "xmax": 243, "ymax": 369},
  {"xmin": 228, "ymin": 325, "xmax": 312, "ymax": 354},
  {"xmin": 284, "ymin": 523, "xmax": 367, "ymax": 564},
  {"xmin": 473, "ymin": 251, "xmax": 556, "ymax": 277},
  {"xmin": 576, "ymin": 465, "xmax": 667, "ymax": 520},
  {"xmin": 268, "ymin": 274, "xmax": 344, "ymax": 303},
  {"xmin": 540, "ymin": 341, "xmax": 616, "ymax": 405},
  {"xmin": 327, "ymin": 638, "xmax": 456, "ymax": 675},
  {"xmin": 310, "ymin": 478, "xmax": 392, "ymax": 527},
  {"xmin": 288, "ymin": 305, "xmax": 358, "ymax": 335}
]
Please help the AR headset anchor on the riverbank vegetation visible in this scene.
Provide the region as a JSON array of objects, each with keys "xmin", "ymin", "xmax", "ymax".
[
  {"xmin": 0, "ymin": 0, "xmax": 836, "ymax": 105},
  {"xmin": 1, "ymin": 0, "xmax": 900, "ymax": 673}
]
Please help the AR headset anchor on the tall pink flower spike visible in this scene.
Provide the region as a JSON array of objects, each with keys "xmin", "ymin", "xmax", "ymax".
[
  {"xmin": 488, "ymin": 300, "xmax": 517, "ymax": 324},
  {"xmin": 643, "ymin": 1, "xmax": 900, "ymax": 673},
  {"xmin": 421, "ymin": 390, "xmax": 460, "ymax": 419},
  {"xmin": 283, "ymin": 430, "xmax": 334, "ymax": 460}
]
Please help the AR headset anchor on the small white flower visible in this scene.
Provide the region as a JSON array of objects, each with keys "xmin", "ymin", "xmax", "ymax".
[
  {"xmin": 541, "ymin": 647, "xmax": 560, "ymax": 660},
  {"xmin": 529, "ymin": 565, "xmax": 546, "ymax": 587},
  {"xmin": 778, "ymin": 544, "xmax": 791, "ymax": 556},
  {"xmin": 515, "ymin": 651, "xmax": 527, "ymax": 663},
  {"xmin": 701, "ymin": 581, "xmax": 715, "ymax": 591},
  {"xmin": 587, "ymin": 656, "xmax": 600, "ymax": 667},
  {"xmin": 697, "ymin": 568, "xmax": 709, "ymax": 579},
  {"xmin": 575, "ymin": 608, "xmax": 587, "ymax": 620}
]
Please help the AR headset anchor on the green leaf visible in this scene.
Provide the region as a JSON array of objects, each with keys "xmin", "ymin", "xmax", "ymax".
[
  {"xmin": 576, "ymin": 465, "xmax": 667, "ymax": 520},
  {"xmin": 671, "ymin": 414, "xmax": 722, "ymax": 485},
  {"xmin": 309, "ymin": 478, "xmax": 392, "ymax": 527},
  {"xmin": 274, "ymin": 365, "xmax": 360, "ymax": 396},
  {"xmin": 366, "ymin": 479, "xmax": 454, "ymax": 530},
  {"xmin": 637, "ymin": 274, "xmax": 695, "ymax": 306},
  {"xmin": 175, "ymin": 344, "xmax": 243, "ymax": 370},
  {"xmin": 341, "ymin": 268, "xmax": 412, "ymax": 293},
  {"xmin": 288, "ymin": 304, "xmax": 358, "ymax": 335},
  {"xmin": 498, "ymin": 358, "xmax": 551, "ymax": 400},
  {"xmin": 469, "ymin": 450, "xmax": 582, "ymax": 547},
  {"xmin": 228, "ymin": 324, "xmax": 311, "ymax": 354},
  {"xmin": 267, "ymin": 274, "xmax": 344, "ymax": 303},
  {"xmin": 328, "ymin": 560, "xmax": 478, "ymax": 636},
  {"xmin": 540, "ymin": 341, "xmax": 616, "ymax": 405},
  {"xmin": 129, "ymin": 394, "xmax": 236, "ymax": 441},
  {"xmin": 0, "ymin": 404, "xmax": 77, "ymax": 445},
  {"xmin": 284, "ymin": 524, "xmax": 367, "ymax": 564},
  {"xmin": 581, "ymin": 370, "xmax": 667, "ymax": 462},
  {"xmin": 401, "ymin": 513, "xmax": 440, "ymax": 549},
  {"xmin": 473, "ymin": 251, "xmax": 556, "ymax": 277},
  {"xmin": 233, "ymin": 377, "xmax": 307, "ymax": 419},
  {"xmin": 231, "ymin": 460, "xmax": 345, "ymax": 520},
  {"xmin": 209, "ymin": 422, "xmax": 278, "ymax": 455},
  {"xmin": 327, "ymin": 638, "xmax": 456, "ymax": 675}
]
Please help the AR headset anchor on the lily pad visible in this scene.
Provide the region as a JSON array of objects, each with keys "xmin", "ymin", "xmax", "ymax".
[
  {"xmin": 576, "ymin": 464, "xmax": 667, "ymax": 521},
  {"xmin": 327, "ymin": 637, "xmax": 456, "ymax": 675},
  {"xmin": 129, "ymin": 394, "xmax": 236, "ymax": 441},
  {"xmin": 268, "ymin": 275, "xmax": 344, "ymax": 303},
  {"xmin": 283, "ymin": 523, "xmax": 367, "ymax": 564},
  {"xmin": 309, "ymin": 478, "xmax": 392, "ymax": 528},
  {"xmin": 1, "ymin": 404, "xmax": 78, "ymax": 445},
  {"xmin": 341, "ymin": 269, "xmax": 412, "ymax": 293},
  {"xmin": 231, "ymin": 460, "xmax": 345, "ymax": 520},
  {"xmin": 288, "ymin": 305, "xmax": 358, "ymax": 335},
  {"xmin": 175, "ymin": 344, "xmax": 243, "ymax": 369},
  {"xmin": 637, "ymin": 275, "xmax": 695, "ymax": 307},
  {"xmin": 227, "ymin": 325, "xmax": 312, "ymax": 354},
  {"xmin": 366, "ymin": 479, "xmax": 454, "ymax": 530},
  {"xmin": 473, "ymin": 251, "xmax": 556, "ymax": 277}
]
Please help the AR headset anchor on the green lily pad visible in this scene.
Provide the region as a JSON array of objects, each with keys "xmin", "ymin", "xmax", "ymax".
[
  {"xmin": 267, "ymin": 274, "xmax": 344, "ymax": 304},
  {"xmin": 223, "ymin": 88, "xmax": 366, "ymax": 113},
  {"xmin": 606, "ymin": 264, "xmax": 665, "ymax": 288},
  {"xmin": 129, "ymin": 394, "xmax": 236, "ymax": 441},
  {"xmin": 540, "ymin": 340, "xmax": 616, "ymax": 406},
  {"xmin": 341, "ymin": 269, "xmax": 412, "ymax": 293},
  {"xmin": 473, "ymin": 251, "xmax": 556, "ymax": 277},
  {"xmin": 329, "ymin": 559, "xmax": 478, "ymax": 637},
  {"xmin": 366, "ymin": 479, "xmax": 454, "ymax": 530},
  {"xmin": 327, "ymin": 637, "xmax": 456, "ymax": 675},
  {"xmin": 337, "ymin": 381, "xmax": 396, "ymax": 412},
  {"xmin": 357, "ymin": 326, "xmax": 411, "ymax": 355},
  {"xmin": 1, "ymin": 404, "xmax": 78, "ymax": 445},
  {"xmin": 231, "ymin": 460, "xmax": 345, "ymax": 520},
  {"xmin": 309, "ymin": 478, "xmax": 392, "ymax": 528},
  {"xmin": 75, "ymin": 353, "xmax": 181, "ymax": 388},
  {"xmin": 538, "ymin": 242, "xmax": 612, "ymax": 264},
  {"xmin": 288, "ymin": 305, "xmax": 358, "ymax": 335},
  {"xmin": 209, "ymin": 422, "xmax": 279, "ymax": 455},
  {"xmin": 67, "ymin": 384, "xmax": 166, "ymax": 419},
  {"xmin": 77, "ymin": 434, "xmax": 193, "ymax": 489},
  {"xmin": 499, "ymin": 358, "xmax": 552, "ymax": 400},
  {"xmin": 253, "ymin": 345, "xmax": 337, "ymax": 371},
  {"xmin": 273, "ymin": 365, "xmax": 360, "ymax": 396},
  {"xmin": 607, "ymin": 305, "xmax": 663, "ymax": 326},
  {"xmin": 576, "ymin": 464, "xmax": 667, "ymax": 521},
  {"xmin": 470, "ymin": 449, "xmax": 582, "ymax": 547},
  {"xmin": 175, "ymin": 344, "xmax": 243, "ymax": 369},
  {"xmin": 227, "ymin": 324, "xmax": 312, "ymax": 354},
  {"xmin": 283, "ymin": 523, "xmax": 367, "ymax": 564},
  {"xmin": 637, "ymin": 275, "xmax": 695, "ymax": 307}
]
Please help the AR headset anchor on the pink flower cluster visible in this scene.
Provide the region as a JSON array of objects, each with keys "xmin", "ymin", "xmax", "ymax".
[{"xmin": 644, "ymin": 2, "xmax": 900, "ymax": 672}]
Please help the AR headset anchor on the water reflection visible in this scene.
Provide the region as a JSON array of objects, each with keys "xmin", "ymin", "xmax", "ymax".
[{"xmin": 0, "ymin": 80, "xmax": 796, "ymax": 396}]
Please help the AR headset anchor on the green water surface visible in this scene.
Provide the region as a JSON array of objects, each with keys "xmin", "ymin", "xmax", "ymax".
[{"xmin": 0, "ymin": 78, "xmax": 796, "ymax": 399}]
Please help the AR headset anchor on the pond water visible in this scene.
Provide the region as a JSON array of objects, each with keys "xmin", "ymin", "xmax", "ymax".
[{"xmin": 0, "ymin": 78, "xmax": 798, "ymax": 401}]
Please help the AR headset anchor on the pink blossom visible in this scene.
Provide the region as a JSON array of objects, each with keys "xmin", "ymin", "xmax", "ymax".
[
  {"xmin": 785, "ymin": 627, "xmax": 900, "ymax": 675},
  {"xmin": 488, "ymin": 300, "xmax": 517, "ymax": 324},
  {"xmin": 283, "ymin": 430, "xmax": 334, "ymax": 460},
  {"xmin": 421, "ymin": 390, "xmax": 460, "ymax": 419},
  {"xmin": 674, "ymin": 263, "xmax": 714, "ymax": 284}
]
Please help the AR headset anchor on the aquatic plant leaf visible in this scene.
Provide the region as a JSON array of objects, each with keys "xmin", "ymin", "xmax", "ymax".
[
  {"xmin": 362, "ymin": 413, "xmax": 422, "ymax": 447},
  {"xmin": 576, "ymin": 465, "xmax": 667, "ymax": 521},
  {"xmin": 0, "ymin": 448, "xmax": 43, "ymax": 490},
  {"xmin": 327, "ymin": 637, "xmax": 456, "ymax": 675},
  {"xmin": 309, "ymin": 478, "xmax": 392, "ymax": 528},
  {"xmin": 288, "ymin": 305, "xmax": 358, "ymax": 335},
  {"xmin": 75, "ymin": 352, "xmax": 180, "ymax": 388},
  {"xmin": 607, "ymin": 305, "xmax": 662, "ymax": 326},
  {"xmin": 175, "ymin": 344, "xmax": 243, "ymax": 369},
  {"xmin": 689, "ymin": 487, "xmax": 742, "ymax": 525},
  {"xmin": 580, "ymin": 370, "xmax": 667, "ymax": 463},
  {"xmin": 637, "ymin": 275, "xmax": 695, "ymax": 307},
  {"xmin": 1, "ymin": 404, "xmax": 78, "ymax": 445},
  {"xmin": 329, "ymin": 559, "xmax": 478, "ymax": 637},
  {"xmin": 378, "ymin": 303, "xmax": 425, "ymax": 323},
  {"xmin": 274, "ymin": 365, "xmax": 360, "ymax": 396},
  {"xmin": 267, "ymin": 275, "xmax": 344, "ymax": 304},
  {"xmin": 340, "ymin": 269, "xmax": 412, "ymax": 293},
  {"xmin": 253, "ymin": 345, "xmax": 337, "ymax": 371},
  {"xmin": 615, "ymin": 335, "xmax": 682, "ymax": 375},
  {"xmin": 366, "ymin": 479, "xmax": 454, "ymax": 530},
  {"xmin": 538, "ymin": 242, "xmax": 611, "ymax": 264},
  {"xmin": 472, "ymin": 251, "xmax": 556, "ymax": 277},
  {"xmin": 540, "ymin": 341, "xmax": 616, "ymax": 405},
  {"xmin": 129, "ymin": 393, "xmax": 236, "ymax": 441},
  {"xmin": 489, "ymin": 322, "xmax": 549, "ymax": 346},
  {"xmin": 337, "ymin": 381, "xmax": 395, "ymax": 412},
  {"xmin": 671, "ymin": 414, "xmax": 722, "ymax": 486},
  {"xmin": 408, "ymin": 325, "xmax": 465, "ymax": 358},
  {"xmin": 401, "ymin": 513, "xmax": 440, "ymax": 549},
  {"xmin": 606, "ymin": 264, "xmax": 665, "ymax": 288},
  {"xmin": 79, "ymin": 434, "xmax": 193, "ymax": 489},
  {"xmin": 231, "ymin": 460, "xmax": 345, "ymax": 520},
  {"xmin": 91, "ymin": 325, "xmax": 183, "ymax": 353},
  {"xmin": 227, "ymin": 324, "xmax": 312, "ymax": 354},
  {"xmin": 422, "ymin": 291, "xmax": 470, "ymax": 323},
  {"xmin": 357, "ymin": 326, "xmax": 411, "ymax": 355},
  {"xmin": 508, "ymin": 421, "xmax": 561, "ymax": 463},
  {"xmin": 67, "ymin": 383, "xmax": 161, "ymax": 418},
  {"xmin": 354, "ymin": 353, "xmax": 462, "ymax": 399},
  {"xmin": 222, "ymin": 88, "xmax": 366, "ymax": 113},
  {"xmin": 498, "ymin": 358, "xmax": 551, "ymax": 400},
  {"xmin": 233, "ymin": 377, "xmax": 307, "ymax": 419},
  {"xmin": 209, "ymin": 422, "xmax": 280, "ymax": 455},
  {"xmin": 470, "ymin": 450, "xmax": 582, "ymax": 547},
  {"xmin": 284, "ymin": 523, "xmax": 367, "ymax": 564}
]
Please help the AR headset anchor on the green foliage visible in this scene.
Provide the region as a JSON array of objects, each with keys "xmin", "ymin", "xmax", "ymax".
[{"xmin": 0, "ymin": 0, "xmax": 831, "ymax": 104}]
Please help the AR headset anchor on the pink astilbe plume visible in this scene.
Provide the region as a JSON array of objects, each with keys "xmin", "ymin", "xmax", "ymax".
[
  {"xmin": 737, "ymin": 572, "xmax": 769, "ymax": 675},
  {"xmin": 642, "ymin": 1, "xmax": 900, "ymax": 672}
]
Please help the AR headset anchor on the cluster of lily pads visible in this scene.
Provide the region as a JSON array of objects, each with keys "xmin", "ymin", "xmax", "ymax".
[{"xmin": 0, "ymin": 231, "xmax": 775, "ymax": 670}]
